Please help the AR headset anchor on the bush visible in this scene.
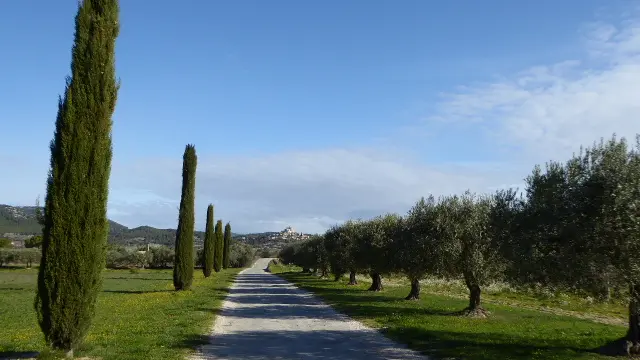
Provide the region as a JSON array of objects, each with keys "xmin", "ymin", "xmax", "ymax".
[
  {"xmin": 229, "ymin": 240, "xmax": 255, "ymax": 268},
  {"xmin": 106, "ymin": 248, "xmax": 152, "ymax": 269},
  {"xmin": 25, "ymin": 235, "xmax": 43, "ymax": 248},
  {"xmin": 0, "ymin": 238, "xmax": 13, "ymax": 248},
  {"xmin": 0, "ymin": 248, "xmax": 42, "ymax": 267},
  {"xmin": 149, "ymin": 246, "xmax": 174, "ymax": 269}
]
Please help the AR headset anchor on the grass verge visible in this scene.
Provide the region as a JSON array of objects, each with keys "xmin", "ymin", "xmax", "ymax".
[
  {"xmin": 269, "ymin": 263, "xmax": 624, "ymax": 360},
  {"xmin": 0, "ymin": 267, "xmax": 240, "ymax": 360}
]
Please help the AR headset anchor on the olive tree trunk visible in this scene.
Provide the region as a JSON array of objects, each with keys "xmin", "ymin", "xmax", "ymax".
[
  {"xmin": 627, "ymin": 283, "xmax": 640, "ymax": 354},
  {"xmin": 462, "ymin": 270, "xmax": 487, "ymax": 316},
  {"xmin": 347, "ymin": 270, "xmax": 358, "ymax": 285},
  {"xmin": 368, "ymin": 272, "xmax": 383, "ymax": 291},
  {"xmin": 405, "ymin": 278, "xmax": 421, "ymax": 300}
]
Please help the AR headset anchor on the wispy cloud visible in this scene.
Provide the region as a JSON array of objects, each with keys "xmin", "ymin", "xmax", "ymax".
[{"xmin": 431, "ymin": 13, "xmax": 640, "ymax": 163}]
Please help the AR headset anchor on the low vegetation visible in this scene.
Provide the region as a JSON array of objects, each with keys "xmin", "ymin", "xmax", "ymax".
[
  {"xmin": 270, "ymin": 262, "xmax": 624, "ymax": 360},
  {"xmin": 0, "ymin": 267, "xmax": 240, "ymax": 360}
]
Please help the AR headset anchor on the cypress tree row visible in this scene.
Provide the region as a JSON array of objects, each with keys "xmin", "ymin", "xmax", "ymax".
[
  {"xmin": 173, "ymin": 144, "xmax": 197, "ymax": 290},
  {"xmin": 203, "ymin": 204, "xmax": 215, "ymax": 277},
  {"xmin": 214, "ymin": 220, "xmax": 224, "ymax": 272},
  {"xmin": 223, "ymin": 222, "xmax": 232, "ymax": 268},
  {"xmin": 35, "ymin": 0, "xmax": 120, "ymax": 354}
]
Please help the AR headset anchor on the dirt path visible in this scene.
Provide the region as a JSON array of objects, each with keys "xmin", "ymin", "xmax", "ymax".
[{"xmin": 190, "ymin": 258, "xmax": 428, "ymax": 360}]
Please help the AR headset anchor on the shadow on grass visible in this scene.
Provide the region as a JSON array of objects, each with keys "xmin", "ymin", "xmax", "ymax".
[
  {"xmin": 102, "ymin": 289, "xmax": 174, "ymax": 294},
  {"xmin": 103, "ymin": 276, "xmax": 173, "ymax": 281},
  {"xmin": 0, "ymin": 351, "xmax": 39, "ymax": 359},
  {"xmin": 0, "ymin": 287, "xmax": 27, "ymax": 291},
  {"xmin": 382, "ymin": 327, "xmax": 597, "ymax": 360}
]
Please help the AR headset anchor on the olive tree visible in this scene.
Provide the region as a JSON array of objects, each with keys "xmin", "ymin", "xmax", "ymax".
[
  {"xmin": 324, "ymin": 221, "xmax": 361, "ymax": 284},
  {"xmin": 433, "ymin": 192, "xmax": 504, "ymax": 316},
  {"xmin": 355, "ymin": 214, "xmax": 402, "ymax": 291},
  {"xmin": 397, "ymin": 196, "xmax": 439, "ymax": 300}
]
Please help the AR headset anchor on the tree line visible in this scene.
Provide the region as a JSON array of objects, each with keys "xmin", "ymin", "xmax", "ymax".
[{"xmin": 280, "ymin": 134, "xmax": 640, "ymax": 354}]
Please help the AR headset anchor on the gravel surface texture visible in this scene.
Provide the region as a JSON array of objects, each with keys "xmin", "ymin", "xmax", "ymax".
[{"xmin": 190, "ymin": 258, "xmax": 428, "ymax": 360}]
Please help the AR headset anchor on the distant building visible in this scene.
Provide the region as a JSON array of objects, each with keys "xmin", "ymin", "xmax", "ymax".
[{"xmin": 11, "ymin": 239, "xmax": 25, "ymax": 248}]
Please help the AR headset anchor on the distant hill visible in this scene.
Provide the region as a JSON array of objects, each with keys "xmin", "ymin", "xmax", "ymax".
[
  {"xmin": 0, "ymin": 205, "xmax": 43, "ymax": 234},
  {"xmin": 0, "ymin": 204, "xmax": 307, "ymax": 251},
  {"xmin": 0, "ymin": 204, "xmax": 196, "ymax": 247}
]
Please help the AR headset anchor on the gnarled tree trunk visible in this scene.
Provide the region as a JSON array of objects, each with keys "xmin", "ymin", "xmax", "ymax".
[
  {"xmin": 347, "ymin": 270, "xmax": 358, "ymax": 285},
  {"xmin": 405, "ymin": 278, "xmax": 420, "ymax": 300},
  {"xmin": 461, "ymin": 270, "xmax": 488, "ymax": 317},
  {"xmin": 627, "ymin": 283, "xmax": 640, "ymax": 354},
  {"xmin": 368, "ymin": 272, "xmax": 383, "ymax": 291},
  {"xmin": 469, "ymin": 283, "xmax": 481, "ymax": 309}
]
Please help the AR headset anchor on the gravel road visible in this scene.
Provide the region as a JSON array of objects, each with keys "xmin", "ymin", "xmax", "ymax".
[{"xmin": 190, "ymin": 258, "xmax": 428, "ymax": 360}]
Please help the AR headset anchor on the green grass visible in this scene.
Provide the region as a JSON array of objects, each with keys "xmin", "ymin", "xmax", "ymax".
[
  {"xmin": 0, "ymin": 267, "xmax": 240, "ymax": 360},
  {"xmin": 270, "ymin": 263, "xmax": 624, "ymax": 360}
]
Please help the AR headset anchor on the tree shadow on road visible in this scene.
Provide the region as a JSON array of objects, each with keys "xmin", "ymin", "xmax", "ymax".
[
  {"xmin": 177, "ymin": 329, "xmax": 424, "ymax": 360},
  {"xmin": 178, "ymin": 327, "xmax": 606, "ymax": 360}
]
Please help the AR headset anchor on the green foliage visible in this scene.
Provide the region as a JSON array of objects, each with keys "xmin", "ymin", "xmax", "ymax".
[
  {"xmin": 214, "ymin": 220, "xmax": 224, "ymax": 272},
  {"xmin": 358, "ymin": 214, "xmax": 402, "ymax": 275},
  {"xmin": 323, "ymin": 221, "xmax": 361, "ymax": 279},
  {"xmin": 148, "ymin": 245, "xmax": 174, "ymax": 268},
  {"xmin": 25, "ymin": 235, "xmax": 42, "ymax": 248},
  {"xmin": 433, "ymin": 192, "xmax": 504, "ymax": 310},
  {"xmin": 173, "ymin": 144, "xmax": 197, "ymax": 291},
  {"xmin": 223, "ymin": 222, "xmax": 231, "ymax": 268},
  {"xmin": 0, "ymin": 248, "xmax": 42, "ymax": 267},
  {"xmin": 0, "ymin": 238, "xmax": 12, "ymax": 248},
  {"xmin": 105, "ymin": 248, "xmax": 153, "ymax": 269},
  {"xmin": 398, "ymin": 196, "xmax": 439, "ymax": 281},
  {"xmin": 35, "ymin": 0, "xmax": 120, "ymax": 353},
  {"xmin": 228, "ymin": 239, "xmax": 255, "ymax": 268},
  {"xmin": 203, "ymin": 205, "xmax": 215, "ymax": 277}
]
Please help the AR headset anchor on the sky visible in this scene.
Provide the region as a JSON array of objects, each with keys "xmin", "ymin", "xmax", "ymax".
[{"xmin": 1, "ymin": 0, "xmax": 640, "ymax": 234}]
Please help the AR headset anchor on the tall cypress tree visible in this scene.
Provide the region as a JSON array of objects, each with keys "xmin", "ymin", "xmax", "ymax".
[
  {"xmin": 214, "ymin": 220, "xmax": 224, "ymax": 272},
  {"xmin": 203, "ymin": 204, "xmax": 215, "ymax": 277},
  {"xmin": 35, "ymin": 0, "xmax": 119, "ymax": 354},
  {"xmin": 173, "ymin": 145, "xmax": 197, "ymax": 290},
  {"xmin": 223, "ymin": 222, "xmax": 232, "ymax": 268}
]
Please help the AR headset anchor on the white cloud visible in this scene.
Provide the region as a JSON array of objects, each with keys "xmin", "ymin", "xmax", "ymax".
[
  {"xmin": 432, "ymin": 14, "xmax": 640, "ymax": 163},
  {"xmin": 106, "ymin": 150, "xmax": 517, "ymax": 234},
  {"xmin": 7, "ymin": 9, "xmax": 640, "ymax": 236}
]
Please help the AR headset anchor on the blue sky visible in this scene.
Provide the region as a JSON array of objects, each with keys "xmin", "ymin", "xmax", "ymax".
[{"xmin": 2, "ymin": 0, "xmax": 640, "ymax": 233}]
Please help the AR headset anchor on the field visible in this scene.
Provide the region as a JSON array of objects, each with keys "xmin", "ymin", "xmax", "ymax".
[
  {"xmin": 270, "ymin": 263, "xmax": 626, "ymax": 360},
  {"xmin": 0, "ymin": 267, "xmax": 240, "ymax": 360}
]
